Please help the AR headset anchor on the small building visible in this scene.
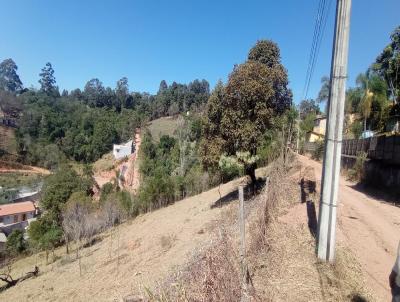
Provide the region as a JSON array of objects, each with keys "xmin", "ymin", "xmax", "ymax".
[
  {"xmin": 307, "ymin": 115, "xmax": 327, "ymax": 143},
  {"xmin": 0, "ymin": 201, "xmax": 36, "ymax": 227},
  {"xmin": 113, "ymin": 140, "xmax": 134, "ymax": 160}
]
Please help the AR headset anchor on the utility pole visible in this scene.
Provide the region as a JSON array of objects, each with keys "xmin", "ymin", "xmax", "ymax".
[{"xmin": 317, "ymin": 0, "xmax": 352, "ymax": 262}]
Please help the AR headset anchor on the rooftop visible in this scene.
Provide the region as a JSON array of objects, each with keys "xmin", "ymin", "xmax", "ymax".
[{"xmin": 0, "ymin": 201, "xmax": 36, "ymax": 217}]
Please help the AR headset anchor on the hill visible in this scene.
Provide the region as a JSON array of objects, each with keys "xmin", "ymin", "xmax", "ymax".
[{"xmin": 0, "ymin": 156, "xmax": 385, "ymax": 301}]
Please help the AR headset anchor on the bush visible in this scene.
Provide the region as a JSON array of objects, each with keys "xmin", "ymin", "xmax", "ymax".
[
  {"xmin": 312, "ymin": 140, "xmax": 325, "ymax": 161},
  {"xmin": 348, "ymin": 152, "xmax": 367, "ymax": 181},
  {"xmin": 6, "ymin": 229, "xmax": 27, "ymax": 256}
]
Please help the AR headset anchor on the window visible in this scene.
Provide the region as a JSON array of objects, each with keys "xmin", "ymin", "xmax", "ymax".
[
  {"xmin": 0, "ymin": 217, "xmax": 3, "ymax": 223},
  {"xmin": 13, "ymin": 215, "xmax": 18, "ymax": 223},
  {"xmin": 22, "ymin": 213, "xmax": 27, "ymax": 221}
]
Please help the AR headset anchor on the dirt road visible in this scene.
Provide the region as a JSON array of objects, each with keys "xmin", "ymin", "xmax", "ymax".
[{"xmin": 297, "ymin": 154, "xmax": 400, "ymax": 301}]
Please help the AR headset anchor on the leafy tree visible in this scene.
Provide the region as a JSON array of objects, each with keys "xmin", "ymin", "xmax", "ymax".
[
  {"xmin": 40, "ymin": 165, "xmax": 83, "ymax": 224},
  {"xmin": 316, "ymin": 76, "xmax": 330, "ymax": 109},
  {"xmin": 348, "ymin": 72, "xmax": 389, "ymax": 132},
  {"xmin": 116, "ymin": 77, "xmax": 129, "ymax": 111},
  {"xmin": 39, "ymin": 62, "xmax": 57, "ymax": 94},
  {"xmin": 248, "ymin": 40, "xmax": 280, "ymax": 68},
  {"xmin": 0, "ymin": 58, "xmax": 23, "ymax": 93},
  {"xmin": 6, "ymin": 229, "xmax": 26, "ymax": 256},
  {"xmin": 373, "ymin": 25, "xmax": 400, "ymax": 103},
  {"xmin": 84, "ymin": 78, "xmax": 106, "ymax": 107},
  {"xmin": 202, "ymin": 41, "xmax": 291, "ymax": 187},
  {"xmin": 28, "ymin": 218, "xmax": 63, "ymax": 263},
  {"xmin": 158, "ymin": 80, "xmax": 168, "ymax": 93},
  {"xmin": 299, "ymin": 99, "xmax": 320, "ymax": 118}
]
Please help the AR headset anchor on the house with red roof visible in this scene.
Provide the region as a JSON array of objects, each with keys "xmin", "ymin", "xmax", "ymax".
[{"xmin": 0, "ymin": 201, "xmax": 36, "ymax": 228}]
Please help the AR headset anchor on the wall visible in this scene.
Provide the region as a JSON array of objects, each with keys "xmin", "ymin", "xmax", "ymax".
[
  {"xmin": 0, "ymin": 211, "xmax": 35, "ymax": 226},
  {"xmin": 341, "ymin": 156, "xmax": 400, "ymax": 198}
]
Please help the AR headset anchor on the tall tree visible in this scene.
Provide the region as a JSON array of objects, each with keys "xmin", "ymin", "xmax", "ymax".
[
  {"xmin": 84, "ymin": 78, "xmax": 106, "ymax": 107},
  {"xmin": 39, "ymin": 62, "xmax": 57, "ymax": 94},
  {"xmin": 116, "ymin": 77, "xmax": 129, "ymax": 111},
  {"xmin": 158, "ymin": 80, "xmax": 168, "ymax": 94},
  {"xmin": 348, "ymin": 72, "xmax": 388, "ymax": 132},
  {"xmin": 316, "ymin": 76, "xmax": 330, "ymax": 109},
  {"xmin": 373, "ymin": 26, "xmax": 400, "ymax": 103},
  {"xmin": 0, "ymin": 58, "xmax": 23, "ymax": 93},
  {"xmin": 202, "ymin": 40, "xmax": 291, "ymax": 186}
]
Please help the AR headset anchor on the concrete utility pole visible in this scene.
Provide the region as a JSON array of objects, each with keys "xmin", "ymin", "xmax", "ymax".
[{"xmin": 317, "ymin": 0, "xmax": 352, "ymax": 262}]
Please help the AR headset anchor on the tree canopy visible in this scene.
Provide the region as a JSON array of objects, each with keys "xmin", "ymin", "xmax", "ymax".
[
  {"xmin": 0, "ymin": 58, "xmax": 23, "ymax": 93},
  {"xmin": 201, "ymin": 40, "xmax": 291, "ymax": 184}
]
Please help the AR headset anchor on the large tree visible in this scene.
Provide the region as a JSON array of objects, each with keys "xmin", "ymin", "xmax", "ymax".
[
  {"xmin": 83, "ymin": 78, "xmax": 106, "ymax": 107},
  {"xmin": 202, "ymin": 40, "xmax": 291, "ymax": 185},
  {"xmin": 39, "ymin": 62, "xmax": 57, "ymax": 94},
  {"xmin": 373, "ymin": 26, "xmax": 400, "ymax": 103},
  {"xmin": 0, "ymin": 58, "xmax": 23, "ymax": 93},
  {"xmin": 348, "ymin": 72, "xmax": 388, "ymax": 132}
]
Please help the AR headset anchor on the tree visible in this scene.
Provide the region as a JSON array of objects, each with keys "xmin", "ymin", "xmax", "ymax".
[
  {"xmin": 0, "ymin": 58, "xmax": 23, "ymax": 93},
  {"xmin": 373, "ymin": 25, "xmax": 400, "ymax": 103},
  {"xmin": 6, "ymin": 229, "xmax": 26, "ymax": 256},
  {"xmin": 40, "ymin": 165, "xmax": 83, "ymax": 225},
  {"xmin": 116, "ymin": 77, "xmax": 129, "ymax": 111},
  {"xmin": 348, "ymin": 72, "xmax": 389, "ymax": 132},
  {"xmin": 39, "ymin": 62, "xmax": 57, "ymax": 94},
  {"xmin": 248, "ymin": 40, "xmax": 280, "ymax": 68},
  {"xmin": 316, "ymin": 76, "xmax": 330, "ymax": 108},
  {"xmin": 28, "ymin": 218, "xmax": 62, "ymax": 263},
  {"xmin": 158, "ymin": 80, "xmax": 168, "ymax": 94},
  {"xmin": 83, "ymin": 78, "xmax": 106, "ymax": 107},
  {"xmin": 299, "ymin": 99, "xmax": 320, "ymax": 118},
  {"xmin": 202, "ymin": 41, "xmax": 291, "ymax": 187}
]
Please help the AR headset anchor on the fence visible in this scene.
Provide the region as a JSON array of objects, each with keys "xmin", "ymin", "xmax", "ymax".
[{"xmin": 342, "ymin": 135, "xmax": 400, "ymax": 165}]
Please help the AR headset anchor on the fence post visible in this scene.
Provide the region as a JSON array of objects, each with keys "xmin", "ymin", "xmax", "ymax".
[{"xmin": 238, "ymin": 185, "xmax": 248, "ymax": 302}]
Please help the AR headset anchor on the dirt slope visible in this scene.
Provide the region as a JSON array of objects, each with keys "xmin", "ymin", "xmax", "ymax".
[
  {"xmin": 297, "ymin": 154, "xmax": 400, "ymax": 301},
  {"xmin": 0, "ymin": 170, "xmax": 262, "ymax": 302}
]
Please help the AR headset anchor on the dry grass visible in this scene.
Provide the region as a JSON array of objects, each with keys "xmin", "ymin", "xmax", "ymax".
[
  {"xmin": 147, "ymin": 117, "xmax": 179, "ymax": 141},
  {"xmin": 93, "ymin": 152, "xmax": 115, "ymax": 173},
  {"xmin": 145, "ymin": 157, "xmax": 374, "ymax": 302}
]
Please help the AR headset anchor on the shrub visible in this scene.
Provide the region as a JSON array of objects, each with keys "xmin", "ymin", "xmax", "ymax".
[
  {"xmin": 312, "ymin": 140, "xmax": 325, "ymax": 161},
  {"xmin": 348, "ymin": 152, "xmax": 367, "ymax": 181},
  {"xmin": 6, "ymin": 229, "xmax": 27, "ymax": 256}
]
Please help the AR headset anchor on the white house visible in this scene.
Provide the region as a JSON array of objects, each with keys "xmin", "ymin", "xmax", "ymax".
[
  {"xmin": 0, "ymin": 201, "xmax": 36, "ymax": 227},
  {"xmin": 113, "ymin": 140, "xmax": 134, "ymax": 160}
]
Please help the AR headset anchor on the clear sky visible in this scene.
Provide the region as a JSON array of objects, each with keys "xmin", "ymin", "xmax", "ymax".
[{"xmin": 1, "ymin": 0, "xmax": 399, "ymax": 103}]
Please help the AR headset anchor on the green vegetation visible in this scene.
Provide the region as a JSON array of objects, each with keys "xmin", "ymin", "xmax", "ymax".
[
  {"xmin": 201, "ymin": 40, "xmax": 292, "ymax": 186},
  {"xmin": 6, "ymin": 230, "xmax": 27, "ymax": 256}
]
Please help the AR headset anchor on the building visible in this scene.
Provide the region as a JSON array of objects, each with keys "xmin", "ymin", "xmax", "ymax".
[
  {"xmin": 113, "ymin": 140, "xmax": 134, "ymax": 160},
  {"xmin": 0, "ymin": 201, "xmax": 36, "ymax": 228},
  {"xmin": 307, "ymin": 115, "xmax": 327, "ymax": 143}
]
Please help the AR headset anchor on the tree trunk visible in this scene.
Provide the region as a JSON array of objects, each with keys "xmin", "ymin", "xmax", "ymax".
[{"xmin": 246, "ymin": 166, "xmax": 257, "ymax": 194}]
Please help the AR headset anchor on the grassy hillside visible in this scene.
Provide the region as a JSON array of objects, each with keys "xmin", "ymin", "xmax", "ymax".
[{"xmin": 147, "ymin": 116, "xmax": 179, "ymax": 141}]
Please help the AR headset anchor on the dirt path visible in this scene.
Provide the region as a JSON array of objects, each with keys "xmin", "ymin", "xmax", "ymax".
[
  {"xmin": 297, "ymin": 154, "xmax": 400, "ymax": 301},
  {"xmin": 0, "ymin": 166, "xmax": 50, "ymax": 175}
]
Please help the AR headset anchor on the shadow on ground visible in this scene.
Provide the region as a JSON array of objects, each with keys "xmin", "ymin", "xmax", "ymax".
[
  {"xmin": 349, "ymin": 182, "xmax": 399, "ymax": 206},
  {"xmin": 210, "ymin": 178, "xmax": 266, "ymax": 209}
]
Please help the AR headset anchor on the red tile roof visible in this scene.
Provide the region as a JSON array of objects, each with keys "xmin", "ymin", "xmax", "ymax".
[{"xmin": 0, "ymin": 201, "xmax": 36, "ymax": 216}]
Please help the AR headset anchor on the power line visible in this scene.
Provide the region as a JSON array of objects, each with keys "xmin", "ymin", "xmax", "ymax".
[{"xmin": 302, "ymin": 0, "xmax": 333, "ymax": 101}]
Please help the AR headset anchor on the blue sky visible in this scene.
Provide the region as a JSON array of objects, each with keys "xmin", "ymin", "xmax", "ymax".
[{"xmin": 1, "ymin": 0, "xmax": 399, "ymax": 103}]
